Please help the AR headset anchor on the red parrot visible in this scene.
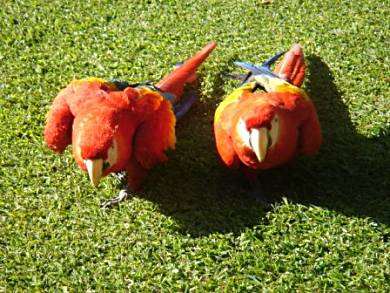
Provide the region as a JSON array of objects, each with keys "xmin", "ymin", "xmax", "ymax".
[
  {"xmin": 44, "ymin": 41, "xmax": 217, "ymax": 206},
  {"xmin": 214, "ymin": 44, "xmax": 322, "ymax": 192}
]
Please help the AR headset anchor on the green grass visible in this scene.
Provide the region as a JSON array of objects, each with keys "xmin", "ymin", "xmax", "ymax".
[{"xmin": 1, "ymin": 0, "xmax": 389, "ymax": 291}]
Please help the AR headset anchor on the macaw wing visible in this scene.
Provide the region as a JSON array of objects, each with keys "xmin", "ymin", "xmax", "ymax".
[
  {"xmin": 44, "ymin": 85, "xmax": 75, "ymax": 153},
  {"xmin": 214, "ymin": 108, "xmax": 241, "ymax": 168},
  {"xmin": 214, "ymin": 87, "xmax": 251, "ymax": 168},
  {"xmin": 299, "ymin": 101, "xmax": 322, "ymax": 156},
  {"xmin": 133, "ymin": 90, "xmax": 176, "ymax": 170}
]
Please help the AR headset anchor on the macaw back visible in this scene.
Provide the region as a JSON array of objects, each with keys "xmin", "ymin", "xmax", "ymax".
[
  {"xmin": 44, "ymin": 78, "xmax": 176, "ymax": 190},
  {"xmin": 44, "ymin": 42, "xmax": 217, "ymax": 198},
  {"xmin": 214, "ymin": 45, "xmax": 322, "ymax": 171}
]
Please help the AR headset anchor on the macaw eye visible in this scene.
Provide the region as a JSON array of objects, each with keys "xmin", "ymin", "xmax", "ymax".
[
  {"xmin": 267, "ymin": 134, "xmax": 273, "ymax": 148},
  {"xmin": 236, "ymin": 118, "xmax": 251, "ymax": 147},
  {"xmin": 103, "ymin": 161, "xmax": 110, "ymax": 170},
  {"xmin": 104, "ymin": 139, "xmax": 119, "ymax": 170},
  {"xmin": 268, "ymin": 115, "xmax": 279, "ymax": 148}
]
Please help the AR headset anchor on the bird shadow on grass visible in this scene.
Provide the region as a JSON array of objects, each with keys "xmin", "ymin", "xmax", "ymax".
[
  {"xmin": 256, "ymin": 55, "xmax": 390, "ymax": 225},
  {"xmin": 135, "ymin": 58, "xmax": 270, "ymax": 237},
  {"xmin": 134, "ymin": 55, "xmax": 389, "ymax": 237}
]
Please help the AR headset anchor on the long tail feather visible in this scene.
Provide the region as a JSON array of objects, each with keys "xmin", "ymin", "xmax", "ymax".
[
  {"xmin": 261, "ymin": 51, "xmax": 285, "ymax": 68},
  {"xmin": 274, "ymin": 44, "xmax": 305, "ymax": 87},
  {"xmin": 156, "ymin": 41, "xmax": 217, "ymax": 100}
]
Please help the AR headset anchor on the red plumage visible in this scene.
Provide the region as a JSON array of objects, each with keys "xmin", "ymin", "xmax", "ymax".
[
  {"xmin": 214, "ymin": 45, "xmax": 322, "ymax": 175},
  {"xmin": 44, "ymin": 42, "xmax": 216, "ymax": 195}
]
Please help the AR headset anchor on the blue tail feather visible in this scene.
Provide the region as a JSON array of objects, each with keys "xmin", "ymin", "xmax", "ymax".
[
  {"xmin": 261, "ymin": 51, "xmax": 285, "ymax": 68},
  {"xmin": 232, "ymin": 50, "xmax": 286, "ymax": 86},
  {"xmin": 173, "ymin": 94, "xmax": 198, "ymax": 120}
]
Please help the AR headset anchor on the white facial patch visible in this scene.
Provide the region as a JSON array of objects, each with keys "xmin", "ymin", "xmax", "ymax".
[
  {"xmin": 268, "ymin": 114, "xmax": 280, "ymax": 148},
  {"xmin": 236, "ymin": 118, "xmax": 251, "ymax": 147},
  {"xmin": 106, "ymin": 138, "xmax": 118, "ymax": 168}
]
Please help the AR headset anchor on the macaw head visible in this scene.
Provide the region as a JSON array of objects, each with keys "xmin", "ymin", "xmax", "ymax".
[
  {"xmin": 230, "ymin": 91, "xmax": 281, "ymax": 167},
  {"xmin": 72, "ymin": 87, "xmax": 138, "ymax": 186},
  {"xmin": 230, "ymin": 61, "xmax": 302, "ymax": 168}
]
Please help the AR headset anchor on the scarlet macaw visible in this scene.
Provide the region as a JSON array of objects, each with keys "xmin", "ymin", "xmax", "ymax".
[
  {"xmin": 44, "ymin": 42, "xmax": 217, "ymax": 206},
  {"xmin": 214, "ymin": 44, "xmax": 322, "ymax": 202}
]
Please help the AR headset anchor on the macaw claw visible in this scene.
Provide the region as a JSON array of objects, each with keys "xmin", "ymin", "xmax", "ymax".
[{"xmin": 101, "ymin": 189, "xmax": 131, "ymax": 208}]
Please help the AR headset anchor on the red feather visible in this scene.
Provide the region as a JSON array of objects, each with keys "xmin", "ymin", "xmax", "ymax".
[
  {"xmin": 214, "ymin": 44, "xmax": 322, "ymax": 173},
  {"xmin": 44, "ymin": 42, "xmax": 216, "ymax": 193}
]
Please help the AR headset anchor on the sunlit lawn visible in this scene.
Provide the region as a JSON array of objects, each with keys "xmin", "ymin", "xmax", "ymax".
[{"xmin": 1, "ymin": 0, "xmax": 389, "ymax": 290}]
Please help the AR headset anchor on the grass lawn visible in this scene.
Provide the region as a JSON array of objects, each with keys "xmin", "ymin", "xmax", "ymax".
[{"xmin": 1, "ymin": 0, "xmax": 389, "ymax": 291}]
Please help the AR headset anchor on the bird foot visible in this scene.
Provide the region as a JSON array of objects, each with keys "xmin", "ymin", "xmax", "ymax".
[
  {"xmin": 101, "ymin": 189, "xmax": 130, "ymax": 208},
  {"xmin": 249, "ymin": 189, "xmax": 276, "ymax": 211}
]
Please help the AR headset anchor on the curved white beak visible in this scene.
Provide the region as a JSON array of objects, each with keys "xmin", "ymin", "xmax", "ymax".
[
  {"xmin": 85, "ymin": 159, "xmax": 103, "ymax": 187},
  {"xmin": 250, "ymin": 127, "xmax": 268, "ymax": 162},
  {"xmin": 236, "ymin": 115, "xmax": 280, "ymax": 163}
]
